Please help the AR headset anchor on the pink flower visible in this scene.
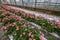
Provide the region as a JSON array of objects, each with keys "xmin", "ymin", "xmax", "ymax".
[
  {"xmin": 22, "ymin": 11, "xmax": 25, "ymax": 13},
  {"xmin": 16, "ymin": 26, "xmax": 19, "ymax": 30},
  {"xmin": 27, "ymin": 22, "xmax": 30, "ymax": 24},
  {"xmin": 31, "ymin": 26, "xmax": 35, "ymax": 29},
  {"xmin": 1, "ymin": 13, "xmax": 4, "ymax": 16},
  {"xmin": 1, "ymin": 26, "xmax": 5, "ymax": 30},
  {"xmin": 8, "ymin": 23, "xmax": 12, "ymax": 26},
  {"xmin": 29, "ymin": 38, "xmax": 32, "ymax": 40},
  {"xmin": 40, "ymin": 36, "xmax": 45, "ymax": 40},
  {"xmin": 15, "ymin": 16, "xmax": 19, "ymax": 20},
  {"xmin": 23, "ymin": 32, "xmax": 26, "ymax": 35},
  {"xmin": 0, "ymin": 22, "xmax": 3, "ymax": 24},
  {"xmin": 20, "ymin": 21, "xmax": 24, "ymax": 25},
  {"xmin": 10, "ymin": 14, "xmax": 15, "ymax": 18},
  {"xmin": 4, "ymin": 30, "xmax": 8, "ymax": 33},
  {"xmin": 20, "ymin": 18, "xmax": 24, "ymax": 20},
  {"xmin": 28, "ymin": 32, "xmax": 32, "ymax": 36},
  {"xmin": 40, "ymin": 32, "xmax": 44, "ymax": 37},
  {"xmin": 58, "ymin": 20, "xmax": 60, "ymax": 28},
  {"xmin": 31, "ymin": 35, "xmax": 34, "ymax": 38},
  {"xmin": 40, "ymin": 36, "xmax": 43, "ymax": 40},
  {"xmin": 6, "ymin": 7, "xmax": 11, "ymax": 10},
  {"xmin": 30, "ymin": 16, "xmax": 34, "ymax": 18},
  {"xmin": 15, "ymin": 9, "xmax": 20, "ymax": 13},
  {"xmin": 3, "ymin": 11, "xmax": 8, "ymax": 14},
  {"xmin": 35, "ymin": 17, "xmax": 39, "ymax": 20},
  {"xmin": 13, "ymin": 22, "xmax": 16, "ymax": 25},
  {"xmin": 38, "ymin": 27, "xmax": 40, "ymax": 30},
  {"xmin": 4, "ymin": 17, "xmax": 9, "ymax": 20}
]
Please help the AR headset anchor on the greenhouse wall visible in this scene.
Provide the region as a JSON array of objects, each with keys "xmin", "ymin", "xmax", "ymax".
[{"xmin": 1, "ymin": 0, "xmax": 60, "ymax": 11}]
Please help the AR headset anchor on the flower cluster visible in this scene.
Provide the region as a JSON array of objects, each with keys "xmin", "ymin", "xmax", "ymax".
[
  {"xmin": 1, "ymin": 5, "xmax": 60, "ymax": 36},
  {"xmin": 0, "ymin": 9, "xmax": 46, "ymax": 40}
]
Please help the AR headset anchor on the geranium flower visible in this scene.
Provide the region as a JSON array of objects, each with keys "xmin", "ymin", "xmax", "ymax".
[
  {"xmin": 30, "ymin": 16, "xmax": 34, "ymax": 18},
  {"xmin": 35, "ymin": 16, "xmax": 39, "ymax": 20},
  {"xmin": 15, "ymin": 9, "xmax": 20, "ymax": 13},
  {"xmin": 1, "ymin": 13, "xmax": 5, "ymax": 16},
  {"xmin": 7, "ymin": 23, "xmax": 15, "ymax": 27},
  {"xmin": 0, "ymin": 22, "xmax": 3, "ymax": 24},
  {"xmin": 9, "ymin": 14, "xmax": 15, "ymax": 18},
  {"xmin": 40, "ymin": 32, "xmax": 44, "ymax": 37},
  {"xmin": 20, "ymin": 22, "xmax": 24, "ymax": 25},
  {"xmin": 4, "ymin": 30, "xmax": 8, "ymax": 33},
  {"xmin": 28, "ymin": 32, "xmax": 32, "ymax": 36},
  {"xmin": 3, "ymin": 11, "xmax": 8, "ymax": 14},
  {"xmin": 16, "ymin": 26, "xmax": 19, "ymax": 30},
  {"xmin": 8, "ymin": 23, "xmax": 12, "ymax": 26},
  {"xmin": 27, "ymin": 22, "xmax": 30, "ymax": 25},
  {"xmin": 31, "ymin": 34, "xmax": 34, "ymax": 38},
  {"xmin": 20, "ymin": 34, "xmax": 22, "ymax": 37},
  {"xmin": 40, "ymin": 36, "xmax": 43, "ymax": 40},
  {"xmin": 31, "ymin": 26, "xmax": 35, "ymax": 29},
  {"xmin": 1, "ymin": 26, "xmax": 5, "ymax": 30},
  {"xmin": 38, "ymin": 27, "xmax": 40, "ymax": 30},
  {"xmin": 4, "ymin": 17, "xmax": 9, "ymax": 20},
  {"xmin": 58, "ymin": 20, "xmax": 60, "ymax": 28},
  {"xmin": 23, "ymin": 32, "xmax": 26, "ymax": 35},
  {"xmin": 29, "ymin": 38, "xmax": 32, "ymax": 40},
  {"xmin": 15, "ymin": 16, "xmax": 20, "ymax": 20},
  {"xmin": 40, "ymin": 35, "xmax": 46, "ymax": 40},
  {"xmin": 20, "ymin": 18, "xmax": 24, "ymax": 21},
  {"xmin": 22, "ymin": 11, "xmax": 25, "ymax": 13}
]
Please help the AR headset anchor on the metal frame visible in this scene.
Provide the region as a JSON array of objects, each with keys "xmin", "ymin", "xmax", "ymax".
[{"xmin": 1, "ymin": 0, "xmax": 60, "ymax": 11}]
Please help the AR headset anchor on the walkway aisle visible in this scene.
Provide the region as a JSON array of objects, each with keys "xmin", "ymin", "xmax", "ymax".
[{"xmin": 9, "ymin": 6, "xmax": 60, "ymax": 22}]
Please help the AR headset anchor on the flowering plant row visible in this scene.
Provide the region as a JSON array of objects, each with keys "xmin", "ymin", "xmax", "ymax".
[
  {"xmin": 1, "ymin": 5, "xmax": 60, "ymax": 36},
  {"xmin": 0, "ymin": 9, "xmax": 48, "ymax": 40}
]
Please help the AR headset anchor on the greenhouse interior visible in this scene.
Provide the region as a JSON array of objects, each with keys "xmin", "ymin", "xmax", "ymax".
[{"xmin": 0, "ymin": 0, "xmax": 60, "ymax": 40}]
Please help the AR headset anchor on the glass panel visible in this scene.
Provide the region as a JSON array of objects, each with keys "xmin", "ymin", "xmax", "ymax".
[
  {"xmin": 51, "ymin": 0, "xmax": 57, "ymax": 3},
  {"xmin": 10, "ymin": 0, "xmax": 15, "ymax": 4},
  {"xmin": 6, "ymin": 0, "xmax": 10, "ymax": 4},
  {"xmin": 57, "ymin": 0, "xmax": 60, "ymax": 3},
  {"xmin": 16, "ymin": 0, "xmax": 22, "ymax": 5},
  {"xmin": 16, "ymin": 0, "xmax": 20, "ymax": 2}
]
